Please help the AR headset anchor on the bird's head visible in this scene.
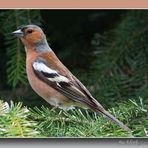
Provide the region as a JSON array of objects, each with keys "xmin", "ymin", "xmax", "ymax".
[{"xmin": 12, "ymin": 25, "xmax": 51, "ymax": 52}]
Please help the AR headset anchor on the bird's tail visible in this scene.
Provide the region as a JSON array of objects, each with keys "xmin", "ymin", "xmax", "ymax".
[{"xmin": 97, "ymin": 108, "xmax": 132, "ymax": 132}]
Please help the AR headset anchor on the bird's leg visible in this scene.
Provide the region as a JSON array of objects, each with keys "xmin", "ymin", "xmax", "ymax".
[{"xmin": 50, "ymin": 104, "xmax": 61, "ymax": 111}]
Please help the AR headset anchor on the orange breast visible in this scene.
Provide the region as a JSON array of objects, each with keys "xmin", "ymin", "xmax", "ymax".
[{"xmin": 26, "ymin": 50, "xmax": 69, "ymax": 107}]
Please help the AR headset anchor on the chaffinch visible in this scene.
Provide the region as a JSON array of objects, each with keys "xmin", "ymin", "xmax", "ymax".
[{"xmin": 12, "ymin": 24, "xmax": 131, "ymax": 132}]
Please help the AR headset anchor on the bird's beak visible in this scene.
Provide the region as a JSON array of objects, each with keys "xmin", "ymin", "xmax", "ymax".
[{"xmin": 12, "ymin": 29, "xmax": 24, "ymax": 37}]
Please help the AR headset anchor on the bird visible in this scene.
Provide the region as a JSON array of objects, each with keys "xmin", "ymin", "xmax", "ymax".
[{"xmin": 12, "ymin": 24, "xmax": 132, "ymax": 132}]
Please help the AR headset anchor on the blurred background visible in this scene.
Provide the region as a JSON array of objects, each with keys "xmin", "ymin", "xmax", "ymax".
[{"xmin": 0, "ymin": 9, "xmax": 148, "ymax": 109}]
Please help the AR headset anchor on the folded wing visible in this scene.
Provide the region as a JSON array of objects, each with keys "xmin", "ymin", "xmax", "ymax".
[{"xmin": 32, "ymin": 57, "xmax": 99, "ymax": 109}]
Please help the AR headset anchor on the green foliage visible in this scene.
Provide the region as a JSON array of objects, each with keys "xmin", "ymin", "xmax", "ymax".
[
  {"xmin": 0, "ymin": 10, "xmax": 41, "ymax": 87},
  {"xmin": 90, "ymin": 11, "xmax": 148, "ymax": 106},
  {"xmin": 31, "ymin": 98, "xmax": 147, "ymax": 137},
  {"xmin": 0, "ymin": 98, "xmax": 147, "ymax": 137},
  {"xmin": 0, "ymin": 100, "xmax": 39, "ymax": 137}
]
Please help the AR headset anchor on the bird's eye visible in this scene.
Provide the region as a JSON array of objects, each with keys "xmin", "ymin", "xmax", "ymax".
[{"xmin": 27, "ymin": 29, "xmax": 33, "ymax": 34}]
